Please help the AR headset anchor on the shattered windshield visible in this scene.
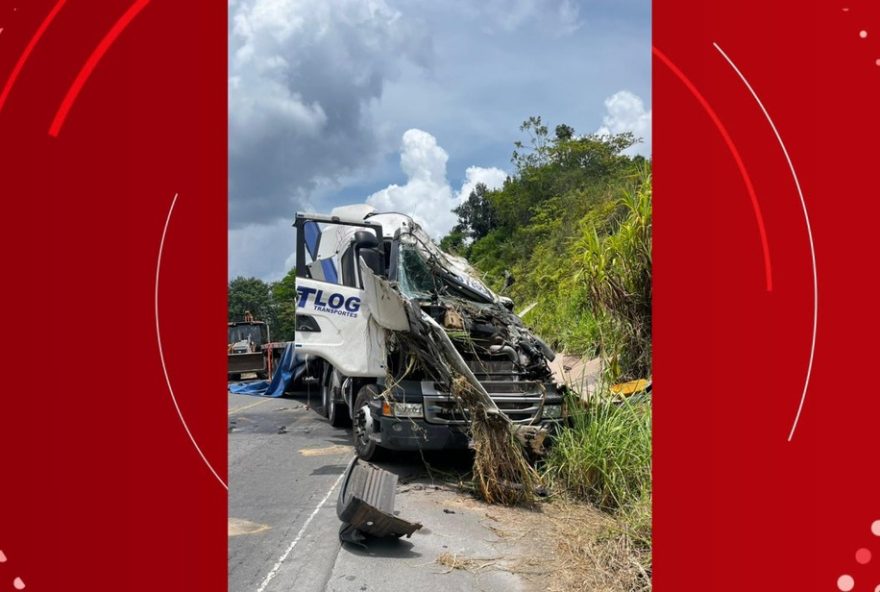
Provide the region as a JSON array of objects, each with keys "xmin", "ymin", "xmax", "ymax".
[
  {"xmin": 398, "ymin": 246, "xmax": 438, "ymax": 298},
  {"xmin": 397, "ymin": 245, "xmax": 492, "ymax": 303}
]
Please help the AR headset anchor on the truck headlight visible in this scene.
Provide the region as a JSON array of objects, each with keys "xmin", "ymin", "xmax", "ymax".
[
  {"xmin": 382, "ymin": 401, "xmax": 424, "ymax": 418},
  {"xmin": 542, "ymin": 404, "xmax": 563, "ymax": 419}
]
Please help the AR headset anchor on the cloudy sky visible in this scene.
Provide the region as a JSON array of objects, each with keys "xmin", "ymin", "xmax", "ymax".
[{"xmin": 228, "ymin": 0, "xmax": 651, "ymax": 281}]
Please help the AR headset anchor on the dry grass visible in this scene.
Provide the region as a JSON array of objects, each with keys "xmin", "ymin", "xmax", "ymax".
[
  {"xmin": 453, "ymin": 376, "xmax": 540, "ymax": 506},
  {"xmin": 464, "ymin": 498, "xmax": 650, "ymax": 592},
  {"xmin": 435, "ymin": 552, "xmax": 502, "ymax": 573},
  {"xmin": 394, "ymin": 316, "xmax": 540, "ymax": 507},
  {"xmin": 435, "ymin": 551, "xmax": 556, "ymax": 578},
  {"xmin": 547, "ymin": 504, "xmax": 650, "ymax": 592}
]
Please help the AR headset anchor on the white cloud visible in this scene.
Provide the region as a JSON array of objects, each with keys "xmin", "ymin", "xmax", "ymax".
[
  {"xmin": 367, "ymin": 129, "xmax": 507, "ymax": 238},
  {"xmin": 596, "ymin": 90, "xmax": 652, "ymax": 156},
  {"xmin": 456, "ymin": 166, "xmax": 508, "ymax": 202},
  {"xmin": 228, "ymin": 0, "xmax": 432, "ymax": 227}
]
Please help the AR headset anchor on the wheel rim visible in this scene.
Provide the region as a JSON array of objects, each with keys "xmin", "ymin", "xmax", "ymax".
[{"xmin": 354, "ymin": 405, "xmax": 371, "ymax": 448}]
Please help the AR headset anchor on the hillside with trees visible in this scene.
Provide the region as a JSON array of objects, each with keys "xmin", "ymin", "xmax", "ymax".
[
  {"xmin": 442, "ymin": 117, "xmax": 651, "ymax": 382},
  {"xmin": 444, "ymin": 118, "xmax": 653, "ymax": 585}
]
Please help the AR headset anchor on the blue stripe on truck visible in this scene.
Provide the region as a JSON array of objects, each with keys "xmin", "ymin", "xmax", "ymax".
[{"xmin": 320, "ymin": 258, "xmax": 338, "ymax": 284}]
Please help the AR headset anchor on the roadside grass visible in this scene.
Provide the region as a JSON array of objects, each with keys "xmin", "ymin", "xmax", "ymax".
[
  {"xmin": 542, "ymin": 391, "xmax": 652, "ymax": 588},
  {"xmin": 537, "ymin": 171, "xmax": 652, "ymax": 586},
  {"xmin": 545, "ymin": 392, "xmax": 651, "ymax": 510},
  {"xmin": 456, "ymin": 148, "xmax": 653, "ymax": 586}
]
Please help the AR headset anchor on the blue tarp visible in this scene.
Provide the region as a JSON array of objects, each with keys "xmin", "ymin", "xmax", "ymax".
[{"xmin": 229, "ymin": 343, "xmax": 306, "ymax": 397}]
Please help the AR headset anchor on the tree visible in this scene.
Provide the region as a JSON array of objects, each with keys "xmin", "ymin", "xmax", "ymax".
[
  {"xmin": 452, "ymin": 182, "xmax": 498, "ymax": 241},
  {"xmin": 439, "ymin": 228, "xmax": 467, "ymax": 254},
  {"xmin": 440, "ymin": 116, "xmax": 651, "ymax": 377},
  {"xmin": 270, "ymin": 268, "xmax": 298, "ymax": 342},
  {"xmin": 511, "ymin": 115, "xmax": 551, "ymax": 171},
  {"xmin": 228, "ymin": 277, "xmax": 272, "ymax": 323},
  {"xmin": 555, "ymin": 123, "xmax": 574, "ymax": 140}
]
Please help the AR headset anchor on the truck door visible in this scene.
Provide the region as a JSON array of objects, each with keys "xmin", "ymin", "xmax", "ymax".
[{"xmin": 293, "ymin": 214, "xmax": 388, "ymax": 377}]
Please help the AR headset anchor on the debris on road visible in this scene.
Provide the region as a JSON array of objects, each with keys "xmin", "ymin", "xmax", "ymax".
[
  {"xmin": 337, "ymin": 457, "xmax": 422, "ymax": 545},
  {"xmin": 435, "ymin": 552, "xmax": 502, "ymax": 574}
]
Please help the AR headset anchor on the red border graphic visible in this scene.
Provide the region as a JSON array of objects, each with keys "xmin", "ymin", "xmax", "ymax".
[
  {"xmin": 655, "ymin": 2, "xmax": 879, "ymax": 590},
  {"xmin": 0, "ymin": 1, "xmax": 227, "ymax": 589},
  {"xmin": 0, "ymin": 0, "xmax": 66, "ymax": 113},
  {"xmin": 49, "ymin": 0, "xmax": 150, "ymax": 136}
]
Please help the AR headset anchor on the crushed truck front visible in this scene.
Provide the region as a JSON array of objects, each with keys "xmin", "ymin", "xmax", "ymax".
[{"xmin": 293, "ymin": 205, "xmax": 566, "ymax": 459}]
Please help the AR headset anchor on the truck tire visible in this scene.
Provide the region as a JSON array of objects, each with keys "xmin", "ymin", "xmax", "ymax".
[
  {"xmin": 322, "ymin": 368, "xmax": 350, "ymax": 427},
  {"xmin": 352, "ymin": 384, "xmax": 385, "ymax": 461},
  {"xmin": 319, "ymin": 365, "xmax": 331, "ymax": 418}
]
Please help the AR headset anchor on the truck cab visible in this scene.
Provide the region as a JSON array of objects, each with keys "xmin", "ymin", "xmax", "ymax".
[{"xmin": 293, "ymin": 204, "xmax": 564, "ymax": 460}]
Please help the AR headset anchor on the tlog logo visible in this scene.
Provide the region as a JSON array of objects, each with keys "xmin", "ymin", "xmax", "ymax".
[{"xmin": 296, "ymin": 287, "xmax": 361, "ymax": 318}]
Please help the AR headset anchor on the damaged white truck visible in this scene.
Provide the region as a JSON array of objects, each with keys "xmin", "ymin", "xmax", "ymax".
[{"xmin": 293, "ymin": 204, "xmax": 565, "ymax": 461}]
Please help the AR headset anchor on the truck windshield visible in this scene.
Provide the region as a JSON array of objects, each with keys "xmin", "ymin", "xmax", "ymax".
[
  {"xmin": 398, "ymin": 246, "xmax": 436, "ymax": 298},
  {"xmin": 397, "ymin": 245, "xmax": 492, "ymax": 303},
  {"xmin": 228, "ymin": 324, "xmax": 267, "ymax": 345}
]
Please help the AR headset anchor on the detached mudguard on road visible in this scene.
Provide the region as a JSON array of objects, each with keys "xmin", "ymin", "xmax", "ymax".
[{"xmin": 336, "ymin": 457, "xmax": 422, "ymax": 544}]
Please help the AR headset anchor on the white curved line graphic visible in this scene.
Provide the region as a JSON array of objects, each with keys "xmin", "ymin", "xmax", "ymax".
[
  {"xmin": 156, "ymin": 192, "xmax": 228, "ymax": 489},
  {"xmin": 713, "ymin": 42, "xmax": 817, "ymax": 442}
]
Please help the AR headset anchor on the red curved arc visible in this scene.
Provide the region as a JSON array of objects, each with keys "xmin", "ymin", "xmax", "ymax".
[
  {"xmin": 653, "ymin": 45, "xmax": 773, "ymax": 292},
  {"xmin": 0, "ymin": 0, "xmax": 68, "ymax": 114},
  {"xmin": 48, "ymin": 0, "xmax": 150, "ymax": 137}
]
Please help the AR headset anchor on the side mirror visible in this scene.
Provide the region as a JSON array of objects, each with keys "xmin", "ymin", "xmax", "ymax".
[
  {"xmin": 353, "ymin": 230, "xmax": 379, "ymax": 249},
  {"xmin": 499, "ymin": 296, "xmax": 515, "ymax": 311}
]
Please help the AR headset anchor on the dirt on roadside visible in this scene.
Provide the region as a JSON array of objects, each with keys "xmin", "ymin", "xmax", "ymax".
[{"xmin": 430, "ymin": 493, "xmax": 650, "ymax": 592}]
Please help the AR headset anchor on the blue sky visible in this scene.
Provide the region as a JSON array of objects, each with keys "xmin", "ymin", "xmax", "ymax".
[{"xmin": 228, "ymin": 0, "xmax": 651, "ymax": 280}]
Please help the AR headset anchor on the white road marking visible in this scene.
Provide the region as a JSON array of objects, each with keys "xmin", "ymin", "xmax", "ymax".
[{"xmin": 255, "ymin": 465, "xmax": 350, "ymax": 592}]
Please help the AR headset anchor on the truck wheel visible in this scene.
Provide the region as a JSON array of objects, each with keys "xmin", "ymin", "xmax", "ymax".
[
  {"xmin": 328, "ymin": 371, "xmax": 350, "ymax": 428},
  {"xmin": 353, "ymin": 384, "xmax": 384, "ymax": 461},
  {"xmin": 322, "ymin": 368, "xmax": 350, "ymax": 427},
  {"xmin": 319, "ymin": 366, "xmax": 331, "ymax": 418}
]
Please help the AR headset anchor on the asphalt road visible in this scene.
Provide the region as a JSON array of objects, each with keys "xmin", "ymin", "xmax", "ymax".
[{"xmin": 228, "ymin": 389, "xmax": 530, "ymax": 592}]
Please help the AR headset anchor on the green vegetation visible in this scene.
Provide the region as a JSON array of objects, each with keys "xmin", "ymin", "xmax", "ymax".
[
  {"xmin": 443, "ymin": 118, "xmax": 652, "ymax": 585},
  {"xmin": 545, "ymin": 395, "xmax": 651, "ymax": 512},
  {"xmin": 227, "ymin": 268, "xmax": 297, "ymax": 342},
  {"xmin": 443, "ymin": 116, "xmax": 651, "ymax": 382}
]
